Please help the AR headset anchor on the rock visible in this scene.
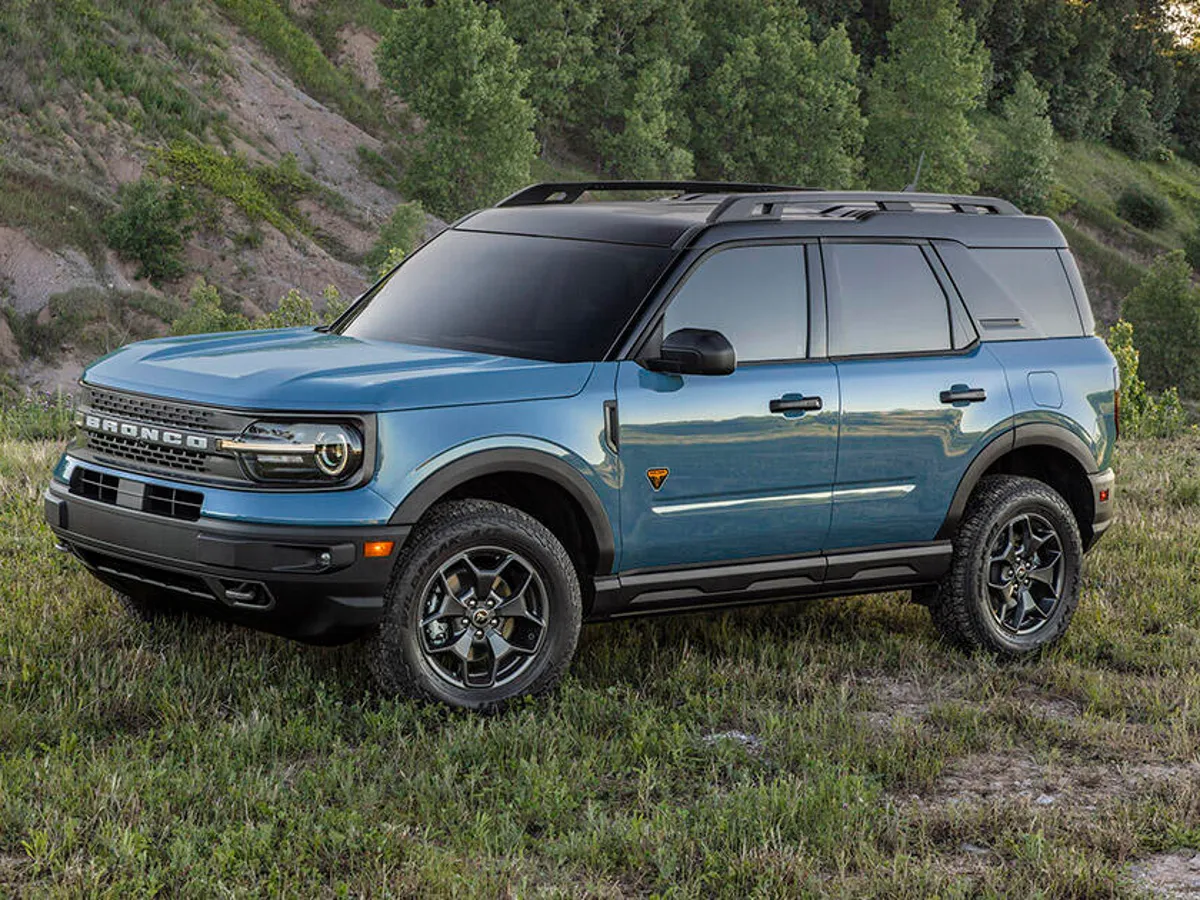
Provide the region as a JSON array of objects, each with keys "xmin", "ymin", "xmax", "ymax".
[{"xmin": 0, "ymin": 312, "xmax": 19, "ymax": 369}]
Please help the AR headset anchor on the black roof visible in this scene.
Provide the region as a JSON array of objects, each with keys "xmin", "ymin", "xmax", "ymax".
[{"xmin": 455, "ymin": 181, "xmax": 1067, "ymax": 250}]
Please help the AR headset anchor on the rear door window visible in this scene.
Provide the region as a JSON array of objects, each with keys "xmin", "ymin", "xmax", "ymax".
[{"xmin": 824, "ymin": 243, "xmax": 953, "ymax": 357}]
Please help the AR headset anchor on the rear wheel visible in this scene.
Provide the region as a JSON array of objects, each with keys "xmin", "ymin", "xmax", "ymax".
[
  {"xmin": 368, "ymin": 500, "xmax": 582, "ymax": 711},
  {"xmin": 929, "ymin": 475, "xmax": 1083, "ymax": 656}
]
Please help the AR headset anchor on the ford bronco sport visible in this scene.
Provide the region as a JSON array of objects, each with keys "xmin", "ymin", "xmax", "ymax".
[{"xmin": 45, "ymin": 182, "xmax": 1118, "ymax": 710}]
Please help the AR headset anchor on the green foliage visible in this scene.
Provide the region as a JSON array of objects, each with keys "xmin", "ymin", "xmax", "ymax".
[
  {"xmin": 990, "ymin": 72, "xmax": 1056, "ymax": 214},
  {"xmin": 687, "ymin": 6, "xmax": 864, "ymax": 187},
  {"xmin": 1105, "ymin": 320, "xmax": 1189, "ymax": 438},
  {"xmin": 363, "ymin": 202, "xmax": 426, "ymax": 273},
  {"xmin": 377, "ymin": 0, "xmax": 538, "ymax": 218},
  {"xmin": 6, "ymin": 288, "xmax": 181, "ymax": 361},
  {"xmin": 1116, "ymin": 185, "xmax": 1172, "ymax": 231},
  {"xmin": 1111, "ymin": 88, "xmax": 1159, "ymax": 161},
  {"xmin": 159, "ymin": 143, "xmax": 314, "ymax": 234},
  {"xmin": 0, "ymin": 0, "xmax": 222, "ymax": 140},
  {"xmin": 212, "ymin": 0, "xmax": 383, "ymax": 132},
  {"xmin": 1185, "ymin": 227, "xmax": 1200, "ymax": 272},
  {"xmin": 1123, "ymin": 251, "xmax": 1200, "ymax": 396},
  {"xmin": 0, "ymin": 161, "xmax": 111, "ymax": 264},
  {"xmin": 0, "ymin": 382, "xmax": 76, "ymax": 441},
  {"xmin": 172, "ymin": 279, "xmax": 347, "ymax": 336},
  {"xmin": 865, "ymin": 0, "xmax": 989, "ymax": 192},
  {"xmin": 101, "ymin": 179, "xmax": 194, "ymax": 284},
  {"xmin": 170, "ymin": 278, "xmax": 250, "ymax": 337},
  {"xmin": 374, "ymin": 246, "xmax": 407, "ymax": 279}
]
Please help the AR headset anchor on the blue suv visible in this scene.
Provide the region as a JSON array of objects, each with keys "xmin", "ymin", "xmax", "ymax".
[{"xmin": 45, "ymin": 182, "xmax": 1118, "ymax": 709}]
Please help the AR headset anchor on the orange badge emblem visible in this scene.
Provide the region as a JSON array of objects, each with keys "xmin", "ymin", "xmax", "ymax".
[{"xmin": 646, "ymin": 468, "xmax": 670, "ymax": 491}]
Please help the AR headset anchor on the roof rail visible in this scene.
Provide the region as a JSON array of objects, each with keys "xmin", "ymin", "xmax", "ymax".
[
  {"xmin": 707, "ymin": 191, "xmax": 1023, "ymax": 223},
  {"xmin": 497, "ymin": 181, "xmax": 819, "ymax": 208}
]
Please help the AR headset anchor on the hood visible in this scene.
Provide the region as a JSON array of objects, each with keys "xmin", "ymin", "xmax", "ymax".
[{"xmin": 83, "ymin": 329, "xmax": 595, "ymax": 412}]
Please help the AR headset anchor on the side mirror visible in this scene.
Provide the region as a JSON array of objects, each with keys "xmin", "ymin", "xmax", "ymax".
[{"xmin": 644, "ymin": 328, "xmax": 736, "ymax": 376}]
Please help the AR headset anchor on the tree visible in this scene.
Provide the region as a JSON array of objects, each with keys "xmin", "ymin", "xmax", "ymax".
[
  {"xmin": 581, "ymin": 0, "xmax": 699, "ymax": 178},
  {"xmin": 1046, "ymin": 4, "xmax": 1122, "ymax": 141},
  {"xmin": 498, "ymin": 0, "xmax": 600, "ymax": 143},
  {"xmin": 377, "ymin": 0, "xmax": 538, "ymax": 218},
  {"xmin": 991, "ymin": 72, "xmax": 1056, "ymax": 213},
  {"xmin": 688, "ymin": 9, "xmax": 864, "ymax": 188},
  {"xmin": 1123, "ymin": 251, "xmax": 1200, "ymax": 395},
  {"xmin": 1111, "ymin": 87, "xmax": 1159, "ymax": 158},
  {"xmin": 864, "ymin": 0, "xmax": 989, "ymax": 192}
]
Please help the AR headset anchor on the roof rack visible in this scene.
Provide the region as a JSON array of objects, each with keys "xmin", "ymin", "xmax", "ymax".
[
  {"xmin": 497, "ymin": 181, "xmax": 818, "ymax": 207},
  {"xmin": 707, "ymin": 191, "xmax": 1023, "ymax": 222}
]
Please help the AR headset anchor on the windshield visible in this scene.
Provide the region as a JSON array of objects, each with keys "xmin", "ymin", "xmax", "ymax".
[{"xmin": 336, "ymin": 229, "xmax": 674, "ymax": 362}]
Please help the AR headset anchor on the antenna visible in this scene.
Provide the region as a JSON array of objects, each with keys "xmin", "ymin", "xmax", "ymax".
[{"xmin": 903, "ymin": 152, "xmax": 925, "ymax": 193}]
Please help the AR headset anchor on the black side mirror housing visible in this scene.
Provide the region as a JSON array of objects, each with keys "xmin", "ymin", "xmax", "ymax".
[{"xmin": 644, "ymin": 328, "xmax": 736, "ymax": 376}]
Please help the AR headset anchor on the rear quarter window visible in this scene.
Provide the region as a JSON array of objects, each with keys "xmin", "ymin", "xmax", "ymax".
[{"xmin": 934, "ymin": 243, "xmax": 1088, "ymax": 340}]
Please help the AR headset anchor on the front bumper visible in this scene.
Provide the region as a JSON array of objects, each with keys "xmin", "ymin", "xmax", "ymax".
[
  {"xmin": 45, "ymin": 478, "xmax": 409, "ymax": 644},
  {"xmin": 1086, "ymin": 468, "xmax": 1116, "ymax": 551}
]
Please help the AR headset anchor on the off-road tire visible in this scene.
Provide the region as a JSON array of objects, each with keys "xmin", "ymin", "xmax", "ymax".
[
  {"xmin": 367, "ymin": 499, "xmax": 582, "ymax": 711},
  {"xmin": 928, "ymin": 475, "xmax": 1083, "ymax": 656}
]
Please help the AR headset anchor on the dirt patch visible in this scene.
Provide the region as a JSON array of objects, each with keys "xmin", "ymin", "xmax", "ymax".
[
  {"xmin": 184, "ymin": 222, "xmax": 368, "ymax": 310},
  {"xmin": 219, "ymin": 38, "xmax": 399, "ymax": 223},
  {"xmin": 338, "ymin": 25, "xmax": 382, "ymax": 92},
  {"xmin": 918, "ymin": 750, "xmax": 1200, "ymax": 812},
  {"xmin": 0, "ymin": 313, "xmax": 19, "ymax": 368},
  {"xmin": 1132, "ymin": 849, "xmax": 1200, "ymax": 897},
  {"xmin": 858, "ymin": 675, "xmax": 1081, "ymax": 732}
]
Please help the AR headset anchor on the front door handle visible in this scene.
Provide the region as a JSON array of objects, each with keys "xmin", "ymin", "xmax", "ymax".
[
  {"xmin": 940, "ymin": 387, "xmax": 988, "ymax": 404},
  {"xmin": 770, "ymin": 396, "xmax": 823, "ymax": 414}
]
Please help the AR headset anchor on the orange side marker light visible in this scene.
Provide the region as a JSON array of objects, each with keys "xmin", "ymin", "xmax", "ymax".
[{"xmin": 364, "ymin": 540, "xmax": 395, "ymax": 558}]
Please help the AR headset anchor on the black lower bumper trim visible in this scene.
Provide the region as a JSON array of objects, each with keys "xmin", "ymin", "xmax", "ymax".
[{"xmin": 45, "ymin": 485, "xmax": 409, "ymax": 644}]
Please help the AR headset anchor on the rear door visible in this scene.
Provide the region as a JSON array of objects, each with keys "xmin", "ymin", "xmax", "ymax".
[
  {"xmin": 616, "ymin": 242, "xmax": 839, "ymax": 571},
  {"xmin": 821, "ymin": 240, "xmax": 1013, "ymax": 551}
]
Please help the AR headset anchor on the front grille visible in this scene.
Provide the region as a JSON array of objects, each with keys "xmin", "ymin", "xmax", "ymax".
[
  {"xmin": 70, "ymin": 466, "xmax": 206, "ymax": 522},
  {"xmin": 144, "ymin": 484, "xmax": 204, "ymax": 521},
  {"xmin": 87, "ymin": 387, "xmax": 215, "ymax": 430},
  {"xmin": 74, "ymin": 467, "xmax": 120, "ymax": 505},
  {"xmin": 87, "ymin": 432, "xmax": 208, "ymax": 473}
]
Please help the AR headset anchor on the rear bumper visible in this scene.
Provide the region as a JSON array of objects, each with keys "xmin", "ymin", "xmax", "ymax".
[
  {"xmin": 44, "ymin": 481, "xmax": 408, "ymax": 644},
  {"xmin": 1086, "ymin": 468, "xmax": 1116, "ymax": 551}
]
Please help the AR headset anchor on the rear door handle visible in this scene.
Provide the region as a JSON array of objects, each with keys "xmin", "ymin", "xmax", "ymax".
[
  {"xmin": 770, "ymin": 396, "xmax": 823, "ymax": 414},
  {"xmin": 940, "ymin": 387, "xmax": 987, "ymax": 404}
]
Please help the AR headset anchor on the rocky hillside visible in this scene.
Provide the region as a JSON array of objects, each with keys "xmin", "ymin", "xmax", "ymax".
[{"xmin": 0, "ymin": 0, "xmax": 436, "ymax": 395}]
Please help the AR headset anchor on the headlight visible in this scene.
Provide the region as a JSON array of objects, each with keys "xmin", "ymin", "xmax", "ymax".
[{"xmin": 218, "ymin": 422, "xmax": 364, "ymax": 485}]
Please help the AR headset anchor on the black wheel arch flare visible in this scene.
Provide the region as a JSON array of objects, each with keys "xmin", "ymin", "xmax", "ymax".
[{"xmin": 388, "ymin": 448, "xmax": 617, "ymax": 575}]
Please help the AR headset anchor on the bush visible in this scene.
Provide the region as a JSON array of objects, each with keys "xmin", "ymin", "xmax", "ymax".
[
  {"xmin": 991, "ymin": 72, "xmax": 1057, "ymax": 214},
  {"xmin": 1122, "ymin": 251, "xmax": 1200, "ymax": 396},
  {"xmin": 1116, "ymin": 185, "xmax": 1172, "ymax": 230},
  {"xmin": 1106, "ymin": 320, "xmax": 1189, "ymax": 438},
  {"xmin": 1111, "ymin": 88, "xmax": 1158, "ymax": 160},
  {"xmin": 102, "ymin": 178, "xmax": 194, "ymax": 283},
  {"xmin": 363, "ymin": 202, "xmax": 425, "ymax": 273},
  {"xmin": 172, "ymin": 279, "xmax": 348, "ymax": 336},
  {"xmin": 1184, "ymin": 228, "xmax": 1200, "ymax": 271},
  {"xmin": 0, "ymin": 378, "xmax": 75, "ymax": 442}
]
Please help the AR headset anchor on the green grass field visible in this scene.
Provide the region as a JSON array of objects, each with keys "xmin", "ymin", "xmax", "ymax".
[{"xmin": 2, "ymin": 437, "xmax": 1199, "ymax": 897}]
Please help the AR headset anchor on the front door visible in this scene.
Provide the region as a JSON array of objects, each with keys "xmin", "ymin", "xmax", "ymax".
[
  {"xmin": 616, "ymin": 243, "xmax": 839, "ymax": 571},
  {"xmin": 820, "ymin": 240, "xmax": 1014, "ymax": 551}
]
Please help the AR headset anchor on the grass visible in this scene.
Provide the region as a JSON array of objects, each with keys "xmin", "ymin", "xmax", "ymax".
[
  {"xmin": 0, "ymin": 0, "xmax": 225, "ymax": 141},
  {"xmin": 212, "ymin": 0, "xmax": 386, "ymax": 135},
  {"xmin": 0, "ymin": 160, "xmax": 112, "ymax": 264},
  {"xmin": 2, "ymin": 436, "xmax": 1200, "ymax": 894}
]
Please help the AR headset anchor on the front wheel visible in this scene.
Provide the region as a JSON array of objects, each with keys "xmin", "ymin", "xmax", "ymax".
[
  {"xmin": 929, "ymin": 475, "xmax": 1083, "ymax": 656},
  {"xmin": 367, "ymin": 500, "xmax": 582, "ymax": 711}
]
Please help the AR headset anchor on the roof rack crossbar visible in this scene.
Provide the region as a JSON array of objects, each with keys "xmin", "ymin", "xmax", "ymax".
[
  {"xmin": 707, "ymin": 191, "xmax": 1023, "ymax": 223},
  {"xmin": 497, "ymin": 181, "xmax": 820, "ymax": 208}
]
